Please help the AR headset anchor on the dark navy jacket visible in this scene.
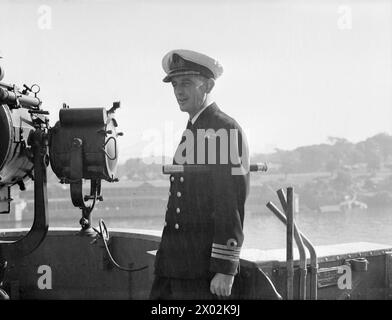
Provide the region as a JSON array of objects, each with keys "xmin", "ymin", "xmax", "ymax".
[{"xmin": 154, "ymin": 103, "xmax": 250, "ymax": 279}]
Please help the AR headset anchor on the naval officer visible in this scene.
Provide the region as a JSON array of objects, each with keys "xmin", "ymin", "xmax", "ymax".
[{"xmin": 150, "ymin": 49, "xmax": 250, "ymax": 299}]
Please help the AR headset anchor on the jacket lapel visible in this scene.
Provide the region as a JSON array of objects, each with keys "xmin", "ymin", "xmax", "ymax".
[{"xmin": 173, "ymin": 103, "xmax": 220, "ymax": 165}]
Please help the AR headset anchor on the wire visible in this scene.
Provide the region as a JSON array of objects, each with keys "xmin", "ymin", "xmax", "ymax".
[{"xmin": 94, "ymin": 219, "xmax": 148, "ymax": 273}]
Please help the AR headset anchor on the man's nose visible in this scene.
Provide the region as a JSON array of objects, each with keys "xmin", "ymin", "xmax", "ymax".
[{"xmin": 175, "ymin": 86, "xmax": 185, "ymax": 96}]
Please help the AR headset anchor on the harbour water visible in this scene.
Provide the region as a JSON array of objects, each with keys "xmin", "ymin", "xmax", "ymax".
[{"xmin": 1, "ymin": 205, "xmax": 391, "ymax": 251}]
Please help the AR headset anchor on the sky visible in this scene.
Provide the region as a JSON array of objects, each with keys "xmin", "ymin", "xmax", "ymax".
[{"xmin": 0, "ymin": 0, "xmax": 391, "ymax": 163}]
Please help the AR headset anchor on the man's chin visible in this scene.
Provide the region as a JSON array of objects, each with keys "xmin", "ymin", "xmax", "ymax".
[{"xmin": 178, "ymin": 103, "xmax": 189, "ymax": 112}]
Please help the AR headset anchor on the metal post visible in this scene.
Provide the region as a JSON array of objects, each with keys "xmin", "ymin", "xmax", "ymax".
[
  {"xmin": 266, "ymin": 201, "xmax": 317, "ymax": 300},
  {"xmin": 267, "ymin": 201, "xmax": 307, "ymax": 299},
  {"xmin": 286, "ymin": 187, "xmax": 294, "ymax": 300}
]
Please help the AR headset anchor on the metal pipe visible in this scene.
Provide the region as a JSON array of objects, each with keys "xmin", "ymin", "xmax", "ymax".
[
  {"xmin": 0, "ymin": 86, "xmax": 41, "ymax": 108},
  {"xmin": 266, "ymin": 201, "xmax": 307, "ymax": 299},
  {"xmin": 162, "ymin": 163, "xmax": 268, "ymax": 174},
  {"xmin": 276, "ymin": 188, "xmax": 307, "ymax": 299},
  {"xmin": 249, "ymin": 163, "xmax": 268, "ymax": 172},
  {"xmin": 0, "ymin": 82, "xmax": 13, "ymax": 90},
  {"xmin": 286, "ymin": 187, "xmax": 294, "ymax": 300},
  {"xmin": 266, "ymin": 201, "xmax": 318, "ymax": 300},
  {"xmin": 277, "ymin": 188, "xmax": 288, "ymax": 213}
]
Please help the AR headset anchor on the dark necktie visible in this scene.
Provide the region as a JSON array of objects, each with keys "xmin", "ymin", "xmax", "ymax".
[
  {"xmin": 173, "ymin": 120, "xmax": 193, "ymax": 164},
  {"xmin": 180, "ymin": 120, "xmax": 193, "ymax": 143}
]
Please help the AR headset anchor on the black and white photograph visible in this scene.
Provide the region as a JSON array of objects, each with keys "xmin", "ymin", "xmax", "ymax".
[{"xmin": 0, "ymin": 0, "xmax": 392, "ymax": 307}]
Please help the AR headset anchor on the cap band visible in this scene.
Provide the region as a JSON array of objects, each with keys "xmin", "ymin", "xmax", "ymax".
[{"xmin": 163, "ymin": 53, "xmax": 215, "ymax": 82}]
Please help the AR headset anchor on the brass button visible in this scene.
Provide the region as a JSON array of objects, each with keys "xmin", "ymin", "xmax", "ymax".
[
  {"xmin": 180, "ymin": 177, "xmax": 184, "ymax": 183},
  {"xmin": 164, "ymin": 221, "xmax": 167, "ymax": 227},
  {"xmin": 176, "ymin": 208, "xmax": 180, "ymax": 214},
  {"xmin": 170, "ymin": 176, "xmax": 174, "ymax": 182},
  {"xmin": 168, "ymin": 191, "xmax": 171, "ymax": 196},
  {"xmin": 177, "ymin": 192, "xmax": 181, "ymax": 198},
  {"xmin": 175, "ymin": 223, "xmax": 179, "ymax": 229}
]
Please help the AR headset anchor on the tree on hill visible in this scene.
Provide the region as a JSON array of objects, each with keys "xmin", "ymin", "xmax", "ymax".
[
  {"xmin": 332, "ymin": 170, "xmax": 353, "ymax": 193},
  {"xmin": 365, "ymin": 133, "xmax": 392, "ymax": 161},
  {"xmin": 117, "ymin": 132, "xmax": 392, "ymax": 181},
  {"xmin": 275, "ymin": 149, "xmax": 300, "ymax": 178},
  {"xmin": 326, "ymin": 158, "xmax": 340, "ymax": 176},
  {"xmin": 356, "ymin": 139, "xmax": 382, "ymax": 172}
]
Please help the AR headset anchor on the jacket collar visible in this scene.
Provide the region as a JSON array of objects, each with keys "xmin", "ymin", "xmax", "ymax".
[{"xmin": 191, "ymin": 102, "xmax": 219, "ymax": 128}]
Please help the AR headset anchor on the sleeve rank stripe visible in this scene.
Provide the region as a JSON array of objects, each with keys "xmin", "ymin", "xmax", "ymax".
[
  {"xmin": 211, "ymin": 253, "xmax": 239, "ymax": 262},
  {"xmin": 212, "ymin": 243, "xmax": 241, "ymax": 252},
  {"xmin": 211, "ymin": 248, "xmax": 240, "ymax": 257},
  {"xmin": 212, "ymin": 246, "xmax": 241, "ymax": 254}
]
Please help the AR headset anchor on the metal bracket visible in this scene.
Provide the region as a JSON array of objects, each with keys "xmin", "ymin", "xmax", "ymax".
[
  {"xmin": 102, "ymin": 136, "xmax": 117, "ymax": 161},
  {"xmin": 69, "ymin": 137, "xmax": 97, "ymax": 235},
  {"xmin": 345, "ymin": 258, "xmax": 369, "ymax": 272},
  {"xmin": 0, "ymin": 129, "xmax": 49, "ymax": 262}
]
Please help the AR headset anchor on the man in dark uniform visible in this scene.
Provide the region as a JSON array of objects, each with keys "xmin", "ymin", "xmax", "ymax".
[{"xmin": 150, "ymin": 49, "xmax": 250, "ymax": 299}]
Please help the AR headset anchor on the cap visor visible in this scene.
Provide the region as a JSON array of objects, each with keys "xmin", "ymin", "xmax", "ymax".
[{"xmin": 163, "ymin": 70, "xmax": 201, "ymax": 82}]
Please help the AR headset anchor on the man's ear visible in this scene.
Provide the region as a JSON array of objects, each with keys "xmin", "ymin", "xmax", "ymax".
[{"xmin": 206, "ymin": 78, "xmax": 215, "ymax": 94}]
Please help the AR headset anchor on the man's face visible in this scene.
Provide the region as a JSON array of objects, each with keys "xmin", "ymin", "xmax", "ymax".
[{"xmin": 171, "ymin": 75, "xmax": 208, "ymax": 114}]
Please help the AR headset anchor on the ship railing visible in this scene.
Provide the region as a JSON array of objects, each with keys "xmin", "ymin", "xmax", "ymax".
[{"xmin": 266, "ymin": 187, "xmax": 318, "ymax": 300}]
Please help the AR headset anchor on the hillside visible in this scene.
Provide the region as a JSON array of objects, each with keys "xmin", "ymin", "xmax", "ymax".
[{"xmin": 113, "ymin": 133, "xmax": 392, "ymax": 212}]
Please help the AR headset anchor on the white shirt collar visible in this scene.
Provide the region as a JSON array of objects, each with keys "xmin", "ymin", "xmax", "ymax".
[{"xmin": 190, "ymin": 101, "xmax": 214, "ymax": 125}]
